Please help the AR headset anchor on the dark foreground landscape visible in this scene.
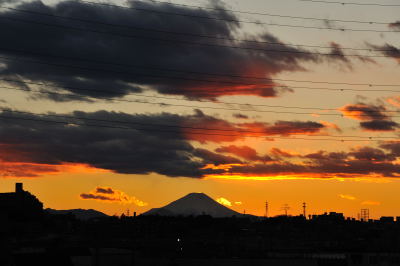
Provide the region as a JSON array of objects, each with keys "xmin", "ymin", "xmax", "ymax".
[{"xmin": 1, "ymin": 183, "xmax": 400, "ymax": 266}]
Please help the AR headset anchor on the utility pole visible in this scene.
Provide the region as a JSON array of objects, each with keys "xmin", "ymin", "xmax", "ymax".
[{"xmin": 265, "ymin": 201, "xmax": 269, "ymax": 217}]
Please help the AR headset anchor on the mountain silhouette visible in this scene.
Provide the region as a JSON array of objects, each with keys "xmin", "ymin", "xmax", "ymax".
[
  {"xmin": 45, "ymin": 208, "xmax": 108, "ymax": 220},
  {"xmin": 143, "ymin": 193, "xmax": 242, "ymax": 218}
]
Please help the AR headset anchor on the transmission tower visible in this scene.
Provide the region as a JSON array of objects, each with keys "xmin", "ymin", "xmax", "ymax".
[
  {"xmin": 360, "ymin": 209, "xmax": 370, "ymax": 221},
  {"xmin": 281, "ymin": 204, "xmax": 290, "ymax": 216},
  {"xmin": 265, "ymin": 201, "xmax": 269, "ymax": 217}
]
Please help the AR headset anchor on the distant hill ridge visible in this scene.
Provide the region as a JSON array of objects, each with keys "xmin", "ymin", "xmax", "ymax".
[
  {"xmin": 45, "ymin": 208, "xmax": 108, "ymax": 220},
  {"xmin": 143, "ymin": 193, "xmax": 243, "ymax": 218}
]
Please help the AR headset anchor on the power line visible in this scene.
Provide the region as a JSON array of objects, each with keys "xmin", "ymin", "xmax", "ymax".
[
  {"xmin": 3, "ymin": 85, "xmax": 399, "ymax": 118},
  {"xmin": 0, "ymin": 79, "xmax": 331, "ymax": 111},
  {"xmin": 3, "ymin": 5, "xmax": 399, "ymax": 34},
  {"xmin": 0, "ymin": 54, "xmax": 283, "ymax": 88},
  {"xmin": 0, "ymin": 108, "xmax": 341, "ymax": 134},
  {"xmin": 2, "ymin": 82, "xmax": 400, "ymax": 117},
  {"xmin": 1, "ymin": 49, "xmax": 400, "ymax": 92},
  {"xmin": 0, "ymin": 112, "xmax": 253, "ymax": 138},
  {"xmin": 75, "ymin": 0, "xmax": 398, "ymax": 31},
  {"xmin": 1, "ymin": 85, "xmax": 345, "ymax": 116},
  {"xmin": 4, "ymin": 78, "xmax": 400, "ymax": 113},
  {"xmin": 2, "ymin": 16, "xmax": 397, "ymax": 59},
  {"xmin": 0, "ymin": 46, "xmax": 400, "ymax": 92},
  {"xmin": 3, "ymin": 45, "xmax": 400, "ymax": 89},
  {"xmin": 0, "ymin": 108, "xmax": 395, "ymax": 141},
  {"xmin": 1, "ymin": 6, "xmax": 396, "ymax": 88},
  {"xmin": 1, "ymin": 52, "xmax": 400, "ymax": 105},
  {"xmin": 134, "ymin": 0, "xmax": 391, "ymax": 25},
  {"xmin": 1, "ymin": 5, "xmax": 395, "ymax": 52},
  {"xmin": 296, "ymin": 0, "xmax": 400, "ymax": 7}
]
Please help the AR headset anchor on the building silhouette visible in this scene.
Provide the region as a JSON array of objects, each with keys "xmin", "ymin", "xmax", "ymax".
[{"xmin": 0, "ymin": 183, "xmax": 43, "ymax": 220}]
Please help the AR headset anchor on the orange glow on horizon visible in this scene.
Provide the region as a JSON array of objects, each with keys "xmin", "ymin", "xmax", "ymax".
[{"xmin": 205, "ymin": 174, "xmax": 394, "ymax": 183}]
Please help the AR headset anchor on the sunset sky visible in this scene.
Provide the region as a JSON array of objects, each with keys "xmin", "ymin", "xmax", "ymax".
[{"xmin": 0, "ymin": 0, "xmax": 400, "ymax": 219}]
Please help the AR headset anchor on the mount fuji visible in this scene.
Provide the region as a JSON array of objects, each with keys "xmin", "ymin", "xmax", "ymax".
[{"xmin": 143, "ymin": 193, "xmax": 243, "ymax": 218}]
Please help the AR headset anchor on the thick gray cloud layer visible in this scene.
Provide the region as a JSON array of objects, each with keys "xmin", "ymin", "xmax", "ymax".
[
  {"xmin": 0, "ymin": 0, "xmax": 351, "ymax": 101},
  {"xmin": 0, "ymin": 109, "xmax": 207, "ymax": 177},
  {"xmin": 0, "ymin": 108, "xmax": 329, "ymax": 177},
  {"xmin": 0, "ymin": 108, "xmax": 398, "ymax": 178},
  {"xmin": 223, "ymin": 145, "xmax": 400, "ymax": 177}
]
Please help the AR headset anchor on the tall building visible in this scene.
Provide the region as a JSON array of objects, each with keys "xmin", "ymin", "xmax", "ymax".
[{"xmin": 0, "ymin": 183, "xmax": 43, "ymax": 219}]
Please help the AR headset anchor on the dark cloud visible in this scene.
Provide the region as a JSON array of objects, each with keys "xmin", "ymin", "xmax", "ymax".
[
  {"xmin": 226, "ymin": 162, "xmax": 307, "ymax": 176},
  {"xmin": 1, "ymin": 108, "xmax": 399, "ymax": 179},
  {"xmin": 328, "ymin": 42, "xmax": 350, "ymax": 65},
  {"xmin": 360, "ymin": 120, "xmax": 399, "ymax": 131},
  {"xmin": 96, "ymin": 187, "xmax": 114, "ymax": 194},
  {"xmin": 1, "ymin": 96, "xmax": 398, "ymax": 180},
  {"xmin": 0, "ymin": 108, "xmax": 331, "ymax": 178},
  {"xmin": 322, "ymin": 19, "xmax": 338, "ymax": 30},
  {"xmin": 304, "ymin": 151, "xmax": 347, "ymax": 160},
  {"xmin": 270, "ymin": 148, "xmax": 297, "ymax": 158},
  {"xmin": 340, "ymin": 103, "xmax": 388, "ymax": 121},
  {"xmin": 326, "ymin": 42, "xmax": 375, "ymax": 66},
  {"xmin": 340, "ymin": 103, "xmax": 398, "ymax": 131},
  {"xmin": 215, "ymin": 145, "xmax": 273, "ymax": 162},
  {"xmin": 80, "ymin": 193, "xmax": 112, "ymax": 201},
  {"xmin": 79, "ymin": 186, "xmax": 147, "ymax": 205},
  {"xmin": 349, "ymin": 147, "xmax": 396, "ymax": 162},
  {"xmin": 367, "ymin": 43, "xmax": 400, "ymax": 63},
  {"xmin": 194, "ymin": 148, "xmax": 243, "ymax": 165},
  {"xmin": 223, "ymin": 146, "xmax": 400, "ymax": 178},
  {"xmin": 181, "ymin": 109, "xmax": 242, "ymax": 143},
  {"xmin": 380, "ymin": 141, "xmax": 400, "ymax": 157},
  {"xmin": 389, "ymin": 21, "xmax": 400, "ymax": 29},
  {"xmin": 0, "ymin": 109, "xmax": 206, "ymax": 178},
  {"xmin": 304, "ymin": 147, "xmax": 398, "ymax": 163},
  {"xmin": 0, "ymin": 0, "xmax": 357, "ymax": 101},
  {"xmin": 259, "ymin": 121, "xmax": 325, "ymax": 135},
  {"xmin": 182, "ymin": 111, "xmax": 327, "ymax": 142},
  {"xmin": 232, "ymin": 113, "xmax": 248, "ymax": 119},
  {"xmin": 210, "ymin": 146, "xmax": 400, "ymax": 178},
  {"xmin": 0, "ymin": 0, "xmax": 20, "ymax": 3},
  {"xmin": 306, "ymin": 154, "xmax": 400, "ymax": 177},
  {"xmin": 302, "ymin": 147, "xmax": 400, "ymax": 176}
]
